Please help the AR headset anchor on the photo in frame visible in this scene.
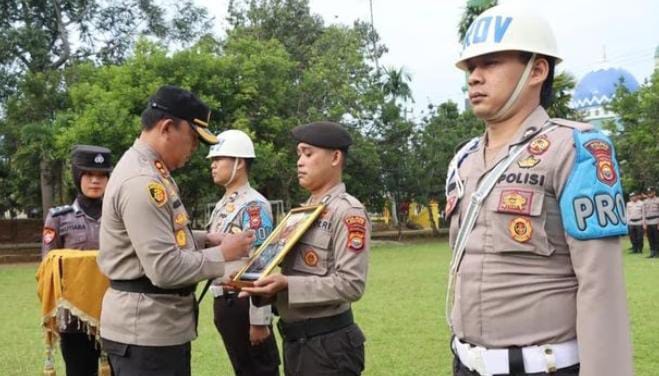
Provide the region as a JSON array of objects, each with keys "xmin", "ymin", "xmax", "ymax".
[{"xmin": 231, "ymin": 204, "xmax": 325, "ymax": 288}]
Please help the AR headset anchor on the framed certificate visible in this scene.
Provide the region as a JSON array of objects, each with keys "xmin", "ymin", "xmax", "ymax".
[{"xmin": 231, "ymin": 204, "xmax": 325, "ymax": 287}]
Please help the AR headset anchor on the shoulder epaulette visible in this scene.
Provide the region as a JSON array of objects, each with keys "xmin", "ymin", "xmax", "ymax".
[
  {"xmin": 340, "ymin": 193, "xmax": 364, "ymax": 209},
  {"xmin": 550, "ymin": 118, "xmax": 593, "ymax": 132},
  {"xmin": 49, "ymin": 205, "xmax": 74, "ymax": 217}
]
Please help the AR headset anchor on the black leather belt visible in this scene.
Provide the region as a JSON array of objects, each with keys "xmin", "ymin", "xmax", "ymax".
[
  {"xmin": 278, "ymin": 309, "xmax": 353, "ymax": 341},
  {"xmin": 110, "ymin": 276, "xmax": 196, "ymax": 296},
  {"xmin": 647, "ymin": 215, "xmax": 658, "ymax": 220}
]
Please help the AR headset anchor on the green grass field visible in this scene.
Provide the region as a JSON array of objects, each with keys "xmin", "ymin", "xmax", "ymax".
[{"xmin": 1, "ymin": 240, "xmax": 657, "ymax": 375}]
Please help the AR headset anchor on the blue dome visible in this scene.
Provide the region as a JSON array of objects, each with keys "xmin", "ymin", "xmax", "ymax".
[{"xmin": 571, "ymin": 67, "xmax": 639, "ymax": 109}]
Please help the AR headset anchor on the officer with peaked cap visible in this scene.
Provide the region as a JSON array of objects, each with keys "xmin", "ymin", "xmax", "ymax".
[
  {"xmin": 626, "ymin": 191, "xmax": 645, "ymax": 253},
  {"xmin": 241, "ymin": 121, "xmax": 370, "ymax": 376},
  {"xmin": 445, "ymin": 4, "xmax": 632, "ymax": 376},
  {"xmin": 644, "ymin": 187, "xmax": 658, "ymax": 258},
  {"xmin": 97, "ymin": 85, "xmax": 255, "ymax": 375},
  {"xmin": 41, "ymin": 144, "xmax": 113, "ymax": 376},
  {"xmin": 204, "ymin": 129, "xmax": 280, "ymax": 375}
]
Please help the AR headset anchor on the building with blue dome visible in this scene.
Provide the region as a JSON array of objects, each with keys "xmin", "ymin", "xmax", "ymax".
[{"xmin": 570, "ymin": 64, "xmax": 640, "ymax": 129}]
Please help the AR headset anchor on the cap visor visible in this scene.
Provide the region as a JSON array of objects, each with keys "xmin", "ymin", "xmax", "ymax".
[{"xmin": 194, "ymin": 125, "xmax": 218, "ymax": 145}]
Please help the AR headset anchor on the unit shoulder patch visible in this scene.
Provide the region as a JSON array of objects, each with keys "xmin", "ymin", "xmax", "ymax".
[
  {"xmin": 559, "ymin": 129, "xmax": 628, "ymax": 240},
  {"xmin": 345, "ymin": 215, "xmax": 367, "ymax": 252},
  {"xmin": 42, "ymin": 227, "xmax": 56, "ymax": 244},
  {"xmin": 147, "ymin": 181, "xmax": 168, "ymax": 207}
]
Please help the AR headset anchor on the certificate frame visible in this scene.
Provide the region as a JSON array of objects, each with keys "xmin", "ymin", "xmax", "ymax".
[{"xmin": 230, "ymin": 204, "xmax": 325, "ymax": 288}]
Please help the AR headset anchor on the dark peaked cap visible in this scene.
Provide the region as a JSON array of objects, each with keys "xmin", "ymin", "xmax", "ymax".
[{"xmin": 291, "ymin": 121, "xmax": 353, "ymax": 150}]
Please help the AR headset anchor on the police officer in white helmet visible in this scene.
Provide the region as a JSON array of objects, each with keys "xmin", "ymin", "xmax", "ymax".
[
  {"xmin": 205, "ymin": 130, "xmax": 280, "ymax": 375},
  {"xmin": 445, "ymin": 3, "xmax": 633, "ymax": 376}
]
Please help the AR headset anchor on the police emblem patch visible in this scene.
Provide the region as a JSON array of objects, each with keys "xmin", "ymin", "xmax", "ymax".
[
  {"xmin": 147, "ymin": 182, "xmax": 168, "ymax": 207},
  {"xmin": 509, "ymin": 217, "xmax": 533, "ymax": 242},
  {"xmin": 584, "ymin": 140, "xmax": 617, "ymax": 186},
  {"xmin": 175, "ymin": 229, "xmax": 187, "ymax": 247},
  {"xmin": 527, "ymin": 136, "xmax": 550, "ymax": 155},
  {"xmin": 303, "ymin": 249, "xmax": 319, "ymax": 267},
  {"xmin": 94, "ymin": 154, "xmax": 104, "ymax": 164},
  {"xmin": 43, "ymin": 228, "xmax": 56, "ymax": 244},
  {"xmin": 345, "ymin": 216, "xmax": 367, "ymax": 252},
  {"xmin": 226, "ymin": 203, "xmax": 235, "ymax": 213},
  {"xmin": 498, "ymin": 189, "xmax": 533, "ymax": 215},
  {"xmin": 247, "ymin": 205, "xmax": 262, "ymax": 229},
  {"xmin": 517, "ymin": 155, "xmax": 540, "ymax": 169}
]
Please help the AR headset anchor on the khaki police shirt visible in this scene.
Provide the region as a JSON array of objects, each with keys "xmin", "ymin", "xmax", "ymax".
[
  {"xmin": 275, "ymin": 183, "xmax": 370, "ymax": 322},
  {"xmin": 98, "ymin": 139, "xmax": 226, "ymax": 346},
  {"xmin": 205, "ymin": 183, "xmax": 275, "ymax": 326},
  {"xmin": 42, "ymin": 200, "xmax": 100, "ymax": 257},
  {"xmin": 446, "ymin": 107, "xmax": 633, "ymax": 376},
  {"xmin": 644, "ymin": 197, "xmax": 659, "ymax": 225},
  {"xmin": 42, "ymin": 199, "xmax": 101, "ymax": 332},
  {"xmin": 626, "ymin": 200, "xmax": 645, "ymax": 225}
]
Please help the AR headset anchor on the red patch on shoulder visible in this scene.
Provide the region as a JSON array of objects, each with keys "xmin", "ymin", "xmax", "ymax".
[
  {"xmin": 584, "ymin": 140, "xmax": 617, "ymax": 186},
  {"xmin": 43, "ymin": 227, "xmax": 56, "ymax": 244},
  {"xmin": 445, "ymin": 196, "xmax": 457, "ymax": 218},
  {"xmin": 345, "ymin": 216, "xmax": 367, "ymax": 252},
  {"xmin": 247, "ymin": 206, "xmax": 262, "ymax": 229}
]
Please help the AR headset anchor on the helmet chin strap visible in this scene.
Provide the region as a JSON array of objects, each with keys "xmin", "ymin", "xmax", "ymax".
[
  {"xmin": 487, "ymin": 53, "xmax": 537, "ymax": 123},
  {"xmin": 223, "ymin": 158, "xmax": 240, "ymax": 188}
]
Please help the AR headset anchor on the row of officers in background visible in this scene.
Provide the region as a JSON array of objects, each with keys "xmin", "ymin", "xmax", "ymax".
[{"xmin": 626, "ymin": 187, "xmax": 659, "ymax": 257}]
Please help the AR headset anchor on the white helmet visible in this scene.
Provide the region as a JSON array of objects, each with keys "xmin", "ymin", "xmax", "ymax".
[
  {"xmin": 206, "ymin": 129, "xmax": 256, "ymax": 159},
  {"xmin": 455, "ymin": 3, "xmax": 562, "ymax": 71}
]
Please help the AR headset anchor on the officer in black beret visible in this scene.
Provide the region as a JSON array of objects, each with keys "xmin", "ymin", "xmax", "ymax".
[
  {"xmin": 98, "ymin": 85, "xmax": 253, "ymax": 375},
  {"xmin": 42, "ymin": 145, "xmax": 113, "ymax": 376},
  {"xmin": 242, "ymin": 121, "xmax": 370, "ymax": 375}
]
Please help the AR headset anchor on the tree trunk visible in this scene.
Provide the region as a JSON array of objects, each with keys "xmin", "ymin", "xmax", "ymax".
[
  {"xmin": 427, "ymin": 205, "xmax": 440, "ymax": 237},
  {"xmin": 40, "ymin": 158, "xmax": 56, "ymax": 220}
]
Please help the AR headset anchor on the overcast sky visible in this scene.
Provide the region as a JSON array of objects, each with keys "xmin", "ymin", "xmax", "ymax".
[{"xmin": 197, "ymin": 0, "xmax": 659, "ymax": 117}]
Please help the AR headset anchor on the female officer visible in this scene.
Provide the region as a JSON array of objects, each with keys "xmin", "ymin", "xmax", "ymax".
[{"xmin": 42, "ymin": 144, "xmax": 113, "ymax": 376}]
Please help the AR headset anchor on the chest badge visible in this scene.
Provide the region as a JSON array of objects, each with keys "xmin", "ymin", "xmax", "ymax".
[
  {"xmin": 226, "ymin": 203, "xmax": 235, "ymax": 213},
  {"xmin": 147, "ymin": 182, "xmax": 168, "ymax": 207},
  {"xmin": 584, "ymin": 140, "xmax": 617, "ymax": 186},
  {"xmin": 509, "ymin": 217, "xmax": 533, "ymax": 242},
  {"xmin": 517, "ymin": 155, "xmax": 541, "ymax": 169},
  {"xmin": 498, "ymin": 190, "xmax": 533, "ymax": 215},
  {"xmin": 303, "ymin": 249, "xmax": 319, "ymax": 267},
  {"xmin": 527, "ymin": 136, "xmax": 550, "ymax": 155},
  {"xmin": 175, "ymin": 229, "xmax": 187, "ymax": 247}
]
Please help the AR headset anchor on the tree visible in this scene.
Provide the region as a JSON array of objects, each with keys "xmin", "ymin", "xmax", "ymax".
[
  {"xmin": 0, "ymin": 0, "xmax": 212, "ymax": 217},
  {"xmin": 414, "ymin": 103, "xmax": 483, "ymax": 232},
  {"xmin": 605, "ymin": 73, "xmax": 659, "ymax": 193}
]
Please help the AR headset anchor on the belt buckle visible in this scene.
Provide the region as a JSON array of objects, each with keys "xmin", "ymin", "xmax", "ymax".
[{"xmin": 542, "ymin": 345, "xmax": 557, "ymax": 373}]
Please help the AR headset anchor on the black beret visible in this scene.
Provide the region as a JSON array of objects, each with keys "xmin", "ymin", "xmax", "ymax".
[
  {"xmin": 148, "ymin": 85, "xmax": 217, "ymax": 145},
  {"xmin": 291, "ymin": 121, "xmax": 352, "ymax": 150},
  {"xmin": 71, "ymin": 145, "xmax": 113, "ymax": 173}
]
